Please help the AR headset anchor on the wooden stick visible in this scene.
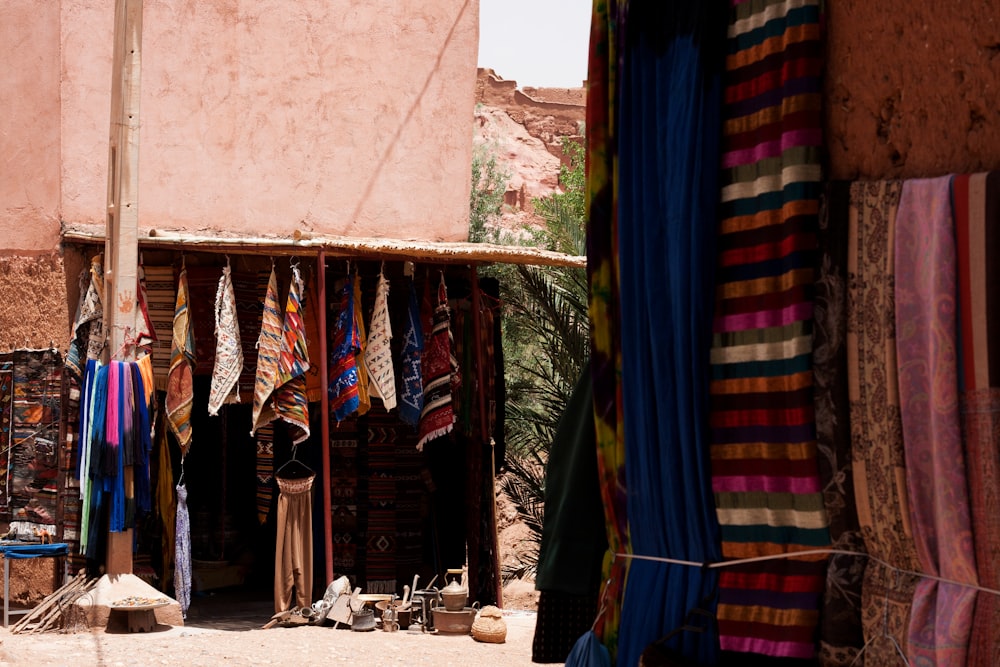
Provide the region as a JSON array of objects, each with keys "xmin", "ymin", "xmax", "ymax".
[
  {"xmin": 29, "ymin": 576, "xmax": 97, "ymax": 634},
  {"xmin": 19, "ymin": 576, "xmax": 89, "ymax": 634},
  {"xmin": 10, "ymin": 570, "xmax": 87, "ymax": 633}
]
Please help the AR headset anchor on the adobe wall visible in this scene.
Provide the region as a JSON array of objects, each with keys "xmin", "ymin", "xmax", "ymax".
[
  {"xmin": 59, "ymin": 0, "xmax": 479, "ymax": 242},
  {"xmin": 826, "ymin": 1, "xmax": 1000, "ymax": 180}
]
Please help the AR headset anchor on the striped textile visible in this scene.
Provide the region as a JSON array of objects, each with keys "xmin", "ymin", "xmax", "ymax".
[
  {"xmin": 896, "ymin": 176, "xmax": 978, "ymax": 667},
  {"xmin": 166, "ymin": 268, "xmax": 196, "ymax": 457},
  {"xmin": 251, "ymin": 267, "xmax": 282, "ymax": 436},
  {"xmin": 273, "ymin": 266, "xmax": 311, "ymax": 445},
  {"xmin": 328, "ymin": 277, "xmax": 361, "ymax": 422},
  {"xmin": 365, "ymin": 410, "xmax": 397, "ymax": 593},
  {"xmin": 397, "ymin": 276, "xmax": 424, "ymax": 426},
  {"xmin": 143, "ymin": 265, "xmax": 177, "ymax": 391},
  {"xmin": 710, "ymin": 0, "xmax": 829, "ymax": 660},
  {"xmin": 352, "ymin": 273, "xmax": 371, "ymax": 416},
  {"xmin": 208, "ymin": 264, "xmax": 244, "ymax": 415},
  {"xmin": 364, "ymin": 272, "xmax": 396, "ymax": 411},
  {"xmin": 417, "ymin": 275, "xmax": 455, "ymax": 450},
  {"xmin": 847, "ymin": 181, "xmax": 921, "ymax": 663},
  {"xmin": 953, "ymin": 172, "xmax": 1000, "ymax": 665}
]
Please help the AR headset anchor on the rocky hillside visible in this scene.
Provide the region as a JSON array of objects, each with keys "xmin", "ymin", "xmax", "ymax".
[{"xmin": 473, "ymin": 69, "xmax": 585, "ymax": 233}]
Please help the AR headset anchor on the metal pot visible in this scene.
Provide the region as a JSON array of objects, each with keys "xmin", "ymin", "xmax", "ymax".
[
  {"xmin": 440, "ymin": 579, "xmax": 468, "ymax": 612},
  {"xmin": 350, "ymin": 608, "xmax": 376, "ymax": 631},
  {"xmin": 412, "ymin": 588, "xmax": 440, "ymax": 631}
]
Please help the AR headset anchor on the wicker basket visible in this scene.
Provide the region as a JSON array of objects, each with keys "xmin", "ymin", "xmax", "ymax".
[{"xmin": 471, "ymin": 605, "xmax": 507, "ymax": 644}]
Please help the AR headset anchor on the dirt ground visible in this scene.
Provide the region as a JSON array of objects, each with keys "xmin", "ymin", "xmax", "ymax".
[
  {"xmin": 0, "ymin": 486, "xmax": 549, "ymax": 667},
  {"xmin": 0, "ymin": 609, "xmax": 544, "ymax": 667}
]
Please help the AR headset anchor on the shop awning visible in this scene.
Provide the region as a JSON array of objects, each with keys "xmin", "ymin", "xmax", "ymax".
[{"xmin": 60, "ymin": 223, "xmax": 586, "ymax": 269}]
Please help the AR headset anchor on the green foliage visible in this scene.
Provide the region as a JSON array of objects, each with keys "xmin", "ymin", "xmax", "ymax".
[
  {"xmin": 468, "ymin": 133, "xmax": 589, "ymax": 584},
  {"xmin": 469, "ymin": 142, "xmax": 510, "ymax": 244}
]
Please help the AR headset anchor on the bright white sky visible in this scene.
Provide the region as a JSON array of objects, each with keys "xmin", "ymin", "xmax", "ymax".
[{"xmin": 477, "ymin": 0, "xmax": 591, "ymax": 88}]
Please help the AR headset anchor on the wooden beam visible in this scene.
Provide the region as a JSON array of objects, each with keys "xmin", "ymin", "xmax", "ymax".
[{"xmin": 103, "ymin": 0, "xmax": 143, "ymax": 577}]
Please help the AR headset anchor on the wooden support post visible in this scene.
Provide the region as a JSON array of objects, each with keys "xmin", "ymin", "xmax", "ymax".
[
  {"xmin": 318, "ymin": 251, "xmax": 333, "ymax": 585},
  {"xmin": 103, "ymin": 0, "xmax": 143, "ymax": 577}
]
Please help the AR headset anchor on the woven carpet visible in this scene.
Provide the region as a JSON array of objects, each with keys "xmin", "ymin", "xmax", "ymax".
[
  {"xmin": 59, "ymin": 372, "xmax": 84, "ymax": 569},
  {"xmin": 329, "ymin": 417, "xmax": 363, "ymax": 586},
  {"xmin": 709, "ymin": 0, "xmax": 829, "ymax": 660},
  {"xmin": 365, "ymin": 406, "xmax": 425, "ymax": 590},
  {"xmin": 9, "ymin": 349, "xmax": 62, "ymax": 533},
  {"xmin": 365, "ymin": 408, "xmax": 398, "ymax": 593}
]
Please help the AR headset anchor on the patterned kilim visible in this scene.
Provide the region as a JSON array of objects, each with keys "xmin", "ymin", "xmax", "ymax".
[
  {"xmin": 417, "ymin": 275, "xmax": 456, "ymax": 449},
  {"xmin": 328, "ymin": 278, "xmax": 361, "ymax": 422},
  {"xmin": 329, "ymin": 417, "xmax": 362, "ymax": 586},
  {"xmin": 364, "ymin": 273, "xmax": 396, "ymax": 410},
  {"xmin": 207, "ymin": 264, "xmax": 243, "ymax": 415},
  {"xmin": 352, "ymin": 273, "xmax": 371, "ymax": 416},
  {"xmin": 365, "ymin": 407, "xmax": 424, "ymax": 587},
  {"xmin": 709, "ymin": 0, "xmax": 829, "ymax": 659},
  {"xmin": 251, "ymin": 267, "xmax": 283, "ymax": 435},
  {"xmin": 166, "ymin": 268, "xmax": 196, "ymax": 457},
  {"xmin": 143, "ymin": 265, "xmax": 177, "ymax": 391},
  {"xmin": 0, "ymin": 353, "xmax": 12, "ymax": 518},
  {"xmin": 273, "ymin": 266, "xmax": 310, "ymax": 445},
  {"xmin": 9, "ymin": 350, "xmax": 62, "ymax": 534},
  {"xmin": 255, "ymin": 423, "xmax": 275, "ymax": 524},
  {"xmin": 366, "ymin": 409, "xmax": 398, "ymax": 593},
  {"xmin": 397, "ymin": 276, "xmax": 424, "ymax": 426}
]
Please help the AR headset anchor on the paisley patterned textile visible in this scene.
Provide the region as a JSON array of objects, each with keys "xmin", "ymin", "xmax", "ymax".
[
  {"xmin": 846, "ymin": 181, "xmax": 921, "ymax": 663},
  {"xmin": 895, "ymin": 176, "xmax": 977, "ymax": 666},
  {"xmin": 953, "ymin": 172, "xmax": 1000, "ymax": 665},
  {"xmin": 814, "ymin": 183, "xmax": 865, "ymax": 665}
]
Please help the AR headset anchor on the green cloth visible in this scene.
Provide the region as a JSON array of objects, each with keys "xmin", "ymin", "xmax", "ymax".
[{"xmin": 535, "ymin": 362, "xmax": 607, "ymax": 596}]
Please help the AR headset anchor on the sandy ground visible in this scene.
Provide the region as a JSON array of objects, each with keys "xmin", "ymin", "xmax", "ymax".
[{"xmin": 0, "ymin": 608, "xmax": 546, "ymax": 667}]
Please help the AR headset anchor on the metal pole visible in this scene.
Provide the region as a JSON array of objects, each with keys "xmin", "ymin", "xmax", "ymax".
[{"xmin": 318, "ymin": 251, "xmax": 333, "ymax": 585}]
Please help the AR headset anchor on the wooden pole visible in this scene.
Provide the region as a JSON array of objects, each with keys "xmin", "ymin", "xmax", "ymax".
[
  {"xmin": 318, "ymin": 251, "xmax": 333, "ymax": 585},
  {"xmin": 103, "ymin": 0, "xmax": 143, "ymax": 577},
  {"xmin": 469, "ymin": 266, "xmax": 503, "ymax": 607}
]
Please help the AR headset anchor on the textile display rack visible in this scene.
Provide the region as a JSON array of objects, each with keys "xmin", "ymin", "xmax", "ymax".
[{"xmin": 0, "ymin": 542, "xmax": 69, "ymax": 627}]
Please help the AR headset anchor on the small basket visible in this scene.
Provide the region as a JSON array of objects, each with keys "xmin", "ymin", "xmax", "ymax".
[{"xmin": 471, "ymin": 605, "xmax": 507, "ymax": 644}]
